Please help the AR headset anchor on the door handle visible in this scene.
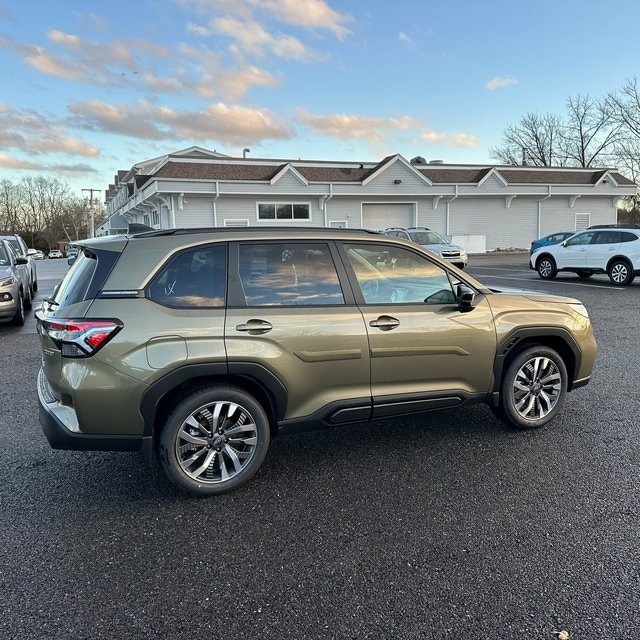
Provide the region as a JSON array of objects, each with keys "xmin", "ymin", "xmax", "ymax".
[
  {"xmin": 235, "ymin": 319, "xmax": 273, "ymax": 334},
  {"xmin": 369, "ymin": 315, "xmax": 400, "ymax": 330}
]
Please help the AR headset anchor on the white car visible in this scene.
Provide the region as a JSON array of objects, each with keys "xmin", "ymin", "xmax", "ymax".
[
  {"xmin": 530, "ymin": 226, "xmax": 640, "ymax": 286},
  {"xmin": 48, "ymin": 249, "xmax": 63, "ymax": 259}
]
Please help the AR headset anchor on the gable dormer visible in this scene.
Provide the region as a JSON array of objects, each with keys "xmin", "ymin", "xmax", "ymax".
[
  {"xmin": 362, "ymin": 154, "xmax": 433, "ymax": 188},
  {"xmin": 270, "ymin": 163, "xmax": 309, "ymax": 186}
]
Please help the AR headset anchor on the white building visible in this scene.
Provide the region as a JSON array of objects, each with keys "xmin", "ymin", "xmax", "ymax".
[{"xmin": 100, "ymin": 146, "xmax": 637, "ymax": 251}]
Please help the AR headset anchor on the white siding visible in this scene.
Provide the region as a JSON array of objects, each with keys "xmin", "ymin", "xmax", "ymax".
[
  {"xmin": 449, "ymin": 198, "xmax": 538, "ymax": 250},
  {"xmin": 326, "ymin": 198, "xmax": 363, "ymax": 227},
  {"xmin": 539, "ymin": 197, "xmax": 616, "ymax": 236},
  {"xmin": 364, "ymin": 163, "xmax": 431, "ymax": 194}
]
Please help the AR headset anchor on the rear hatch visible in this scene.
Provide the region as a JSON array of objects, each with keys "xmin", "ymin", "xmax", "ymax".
[{"xmin": 36, "ymin": 238, "xmax": 126, "ymax": 396}]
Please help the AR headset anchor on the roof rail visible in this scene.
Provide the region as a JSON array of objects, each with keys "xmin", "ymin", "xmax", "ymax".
[{"xmin": 132, "ymin": 226, "xmax": 381, "ymax": 238}]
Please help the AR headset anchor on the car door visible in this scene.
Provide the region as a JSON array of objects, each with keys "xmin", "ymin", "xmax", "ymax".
[
  {"xmin": 338, "ymin": 241, "xmax": 497, "ymax": 418},
  {"xmin": 224, "ymin": 241, "xmax": 371, "ymax": 424},
  {"xmin": 555, "ymin": 230, "xmax": 595, "ymax": 268},
  {"xmin": 586, "ymin": 230, "xmax": 622, "ymax": 269}
]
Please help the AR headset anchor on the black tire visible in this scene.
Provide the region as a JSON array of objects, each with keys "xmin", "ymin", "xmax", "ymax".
[
  {"xmin": 499, "ymin": 346, "xmax": 567, "ymax": 429},
  {"xmin": 33, "ymin": 279, "xmax": 38, "ymax": 292},
  {"xmin": 607, "ymin": 259, "xmax": 634, "ymax": 286},
  {"xmin": 159, "ymin": 385, "xmax": 270, "ymax": 496},
  {"xmin": 24, "ymin": 286, "xmax": 32, "ymax": 311},
  {"xmin": 576, "ymin": 270, "xmax": 592, "ymax": 279},
  {"xmin": 11, "ymin": 292, "xmax": 25, "ymax": 326},
  {"xmin": 536, "ymin": 256, "xmax": 557, "ymax": 280}
]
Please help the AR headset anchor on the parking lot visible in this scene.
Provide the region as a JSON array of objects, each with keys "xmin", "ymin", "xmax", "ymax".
[{"xmin": 1, "ymin": 254, "xmax": 638, "ymax": 639}]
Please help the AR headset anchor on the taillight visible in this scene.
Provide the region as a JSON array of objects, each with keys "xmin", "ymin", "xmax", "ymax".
[{"xmin": 37, "ymin": 315, "xmax": 123, "ymax": 357}]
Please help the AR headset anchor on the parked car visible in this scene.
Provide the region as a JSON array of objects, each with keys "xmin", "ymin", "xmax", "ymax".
[
  {"xmin": 36, "ymin": 226, "xmax": 597, "ymax": 495},
  {"xmin": 0, "ymin": 234, "xmax": 37, "ymax": 294},
  {"xmin": 66, "ymin": 246, "xmax": 79, "ymax": 266},
  {"xmin": 0, "ymin": 239, "xmax": 32, "ymax": 325},
  {"xmin": 530, "ymin": 226, "xmax": 640, "ymax": 285},
  {"xmin": 48, "ymin": 249, "xmax": 63, "ymax": 259},
  {"xmin": 530, "ymin": 231, "xmax": 576, "ymax": 255},
  {"xmin": 381, "ymin": 227, "xmax": 468, "ymax": 268},
  {"xmin": 28, "ymin": 248, "xmax": 45, "ymax": 260}
]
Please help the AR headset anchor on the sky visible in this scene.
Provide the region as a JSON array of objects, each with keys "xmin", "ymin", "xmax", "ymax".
[{"xmin": 1, "ymin": 0, "xmax": 640, "ymax": 197}]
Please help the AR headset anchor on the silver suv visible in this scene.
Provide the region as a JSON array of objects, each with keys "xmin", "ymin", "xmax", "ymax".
[
  {"xmin": 0, "ymin": 234, "xmax": 37, "ymax": 295},
  {"xmin": 0, "ymin": 239, "xmax": 32, "ymax": 325},
  {"xmin": 382, "ymin": 227, "xmax": 468, "ymax": 268}
]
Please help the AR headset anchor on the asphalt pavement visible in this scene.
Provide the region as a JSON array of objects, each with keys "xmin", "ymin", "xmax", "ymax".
[{"xmin": 0, "ymin": 255, "xmax": 638, "ymax": 639}]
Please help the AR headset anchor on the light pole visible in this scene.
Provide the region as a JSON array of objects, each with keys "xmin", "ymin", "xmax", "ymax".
[{"xmin": 82, "ymin": 188, "xmax": 101, "ymax": 237}]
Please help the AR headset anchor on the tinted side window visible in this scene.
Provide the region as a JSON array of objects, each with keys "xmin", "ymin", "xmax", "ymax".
[
  {"xmin": 149, "ymin": 245, "xmax": 226, "ymax": 308},
  {"xmin": 343, "ymin": 243, "xmax": 456, "ymax": 304},
  {"xmin": 593, "ymin": 231, "xmax": 621, "ymax": 244},
  {"xmin": 566, "ymin": 232, "xmax": 595, "ymax": 246},
  {"xmin": 238, "ymin": 243, "xmax": 344, "ymax": 306},
  {"xmin": 620, "ymin": 232, "xmax": 639, "ymax": 243}
]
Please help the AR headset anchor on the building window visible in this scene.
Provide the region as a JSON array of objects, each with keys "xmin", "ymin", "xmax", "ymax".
[
  {"xmin": 258, "ymin": 203, "xmax": 310, "ymax": 221},
  {"xmin": 143, "ymin": 214, "xmax": 150, "ymax": 225},
  {"xmin": 152, "ymin": 211, "xmax": 160, "ymax": 226}
]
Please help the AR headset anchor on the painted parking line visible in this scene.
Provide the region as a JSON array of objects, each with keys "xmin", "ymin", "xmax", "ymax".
[{"xmin": 473, "ymin": 274, "xmax": 624, "ymax": 290}]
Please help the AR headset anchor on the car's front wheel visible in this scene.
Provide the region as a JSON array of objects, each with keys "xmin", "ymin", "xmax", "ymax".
[
  {"xmin": 536, "ymin": 256, "xmax": 557, "ymax": 280},
  {"xmin": 499, "ymin": 346, "xmax": 568, "ymax": 429},
  {"xmin": 159, "ymin": 385, "xmax": 271, "ymax": 495},
  {"xmin": 11, "ymin": 292, "xmax": 25, "ymax": 326},
  {"xmin": 607, "ymin": 259, "xmax": 634, "ymax": 286}
]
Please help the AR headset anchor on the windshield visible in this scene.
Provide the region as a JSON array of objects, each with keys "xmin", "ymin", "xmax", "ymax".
[{"xmin": 410, "ymin": 231, "xmax": 448, "ymax": 245}]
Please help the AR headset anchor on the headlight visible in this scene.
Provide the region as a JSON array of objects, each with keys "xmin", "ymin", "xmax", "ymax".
[
  {"xmin": 0, "ymin": 276, "xmax": 16, "ymax": 287},
  {"xmin": 571, "ymin": 302, "xmax": 590, "ymax": 319}
]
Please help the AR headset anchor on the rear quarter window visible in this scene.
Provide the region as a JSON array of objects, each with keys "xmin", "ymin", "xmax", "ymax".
[{"xmin": 52, "ymin": 249, "xmax": 118, "ymax": 307}]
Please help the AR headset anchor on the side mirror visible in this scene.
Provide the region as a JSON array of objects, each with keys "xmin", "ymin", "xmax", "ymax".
[
  {"xmin": 16, "ymin": 257, "xmax": 28, "ymax": 265},
  {"xmin": 561, "ymin": 241, "xmax": 568, "ymax": 247},
  {"xmin": 457, "ymin": 284, "xmax": 476, "ymax": 312},
  {"xmin": 67, "ymin": 256, "xmax": 76, "ymax": 266}
]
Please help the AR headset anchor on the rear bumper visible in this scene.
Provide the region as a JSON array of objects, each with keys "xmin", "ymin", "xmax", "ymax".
[{"xmin": 38, "ymin": 368, "xmax": 147, "ymax": 453}]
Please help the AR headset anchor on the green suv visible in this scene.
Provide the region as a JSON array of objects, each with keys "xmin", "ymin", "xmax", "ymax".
[{"xmin": 36, "ymin": 227, "xmax": 597, "ymax": 495}]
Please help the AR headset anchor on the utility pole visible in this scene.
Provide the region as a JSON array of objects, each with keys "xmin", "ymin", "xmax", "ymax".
[{"xmin": 82, "ymin": 188, "xmax": 101, "ymax": 237}]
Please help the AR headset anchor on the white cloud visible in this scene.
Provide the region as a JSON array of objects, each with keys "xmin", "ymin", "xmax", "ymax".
[
  {"xmin": 422, "ymin": 131, "xmax": 479, "ymax": 148},
  {"xmin": 297, "ymin": 110, "xmax": 422, "ymax": 143},
  {"xmin": 68, "ymin": 100, "xmax": 294, "ymax": 146},
  {"xmin": 485, "ymin": 76, "xmax": 519, "ymax": 91},
  {"xmin": 0, "ymin": 107, "xmax": 100, "ymax": 158},
  {"xmin": 179, "ymin": 0, "xmax": 352, "ymax": 39},
  {"xmin": 0, "ymin": 153, "xmax": 43, "ymax": 170},
  {"xmin": 399, "ymin": 32, "xmax": 413, "ymax": 47}
]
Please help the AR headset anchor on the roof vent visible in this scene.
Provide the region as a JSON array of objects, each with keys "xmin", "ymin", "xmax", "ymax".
[
  {"xmin": 429, "ymin": 160, "xmax": 444, "ymax": 165},
  {"xmin": 410, "ymin": 156, "xmax": 427, "ymax": 165}
]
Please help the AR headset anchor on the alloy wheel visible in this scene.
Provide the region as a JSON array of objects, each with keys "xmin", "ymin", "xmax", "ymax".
[
  {"xmin": 511, "ymin": 356, "xmax": 562, "ymax": 421},
  {"xmin": 175, "ymin": 400, "xmax": 259, "ymax": 484}
]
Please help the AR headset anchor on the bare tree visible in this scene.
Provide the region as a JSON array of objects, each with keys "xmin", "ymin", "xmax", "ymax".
[
  {"xmin": 562, "ymin": 94, "xmax": 621, "ymax": 167},
  {"xmin": 490, "ymin": 112, "xmax": 566, "ymax": 166},
  {"xmin": 0, "ymin": 179, "xmax": 24, "ymax": 233}
]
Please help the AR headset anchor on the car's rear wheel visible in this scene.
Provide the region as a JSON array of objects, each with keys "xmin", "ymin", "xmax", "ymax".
[
  {"xmin": 24, "ymin": 285, "xmax": 32, "ymax": 311},
  {"xmin": 607, "ymin": 259, "xmax": 634, "ymax": 286},
  {"xmin": 159, "ymin": 385, "xmax": 270, "ymax": 495},
  {"xmin": 536, "ymin": 256, "xmax": 557, "ymax": 280},
  {"xmin": 499, "ymin": 346, "xmax": 567, "ymax": 429},
  {"xmin": 11, "ymin": 292, "xmax": 25, "ymax": 326}
]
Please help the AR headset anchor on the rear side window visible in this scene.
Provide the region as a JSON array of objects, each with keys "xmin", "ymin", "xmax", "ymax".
[
  {"xmin": 148, "ymin": 245, "xmax": 226, "ymax": 308},
  {"xmin": 52, "ymin": 249, "xmax": 118, "ymax": 307},
  {"xmin": 238, "ymin": 242, "xmax": 344, "ymax": 306},
  {"xmin": 620, "ymin": 232, "xmax": 639, "ymax": 243}
]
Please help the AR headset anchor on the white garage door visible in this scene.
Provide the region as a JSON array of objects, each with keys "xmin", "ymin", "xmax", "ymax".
[{"xmin": 362, "ymin": 204, "xmax": 414, "ymax": 231}]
